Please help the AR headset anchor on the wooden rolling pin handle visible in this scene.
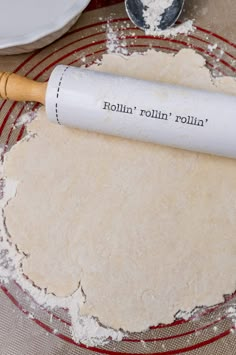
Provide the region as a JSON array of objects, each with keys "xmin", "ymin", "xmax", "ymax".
[{"xmin": 0, "ymin": 72, "xmax": 47, "ymax": 105}]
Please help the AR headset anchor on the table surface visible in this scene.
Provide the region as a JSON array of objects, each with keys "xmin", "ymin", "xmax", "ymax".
[{"xmin": 0, "ymin": 1, "xmax": 235, "ymax": 354}]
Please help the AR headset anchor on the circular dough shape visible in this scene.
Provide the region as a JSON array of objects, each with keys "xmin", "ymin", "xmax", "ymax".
[{"xmin": 4, "ymin": 49, "xmax": 236, "ymax": 332}]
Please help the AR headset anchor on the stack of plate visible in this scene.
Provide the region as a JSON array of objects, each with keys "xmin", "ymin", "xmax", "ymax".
[{"xmin": 0, "ymin": 0, "xmax": 91, "ymax": 55}]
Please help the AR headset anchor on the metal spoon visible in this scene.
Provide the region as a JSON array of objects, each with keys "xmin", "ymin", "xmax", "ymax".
[{"xmin": 125, "ymin": 0, "xmax": 185, "ymax": 31}]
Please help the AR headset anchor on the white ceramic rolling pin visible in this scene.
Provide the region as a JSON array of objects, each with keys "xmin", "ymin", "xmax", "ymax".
[{"xmin": 0, "ymin": 66, "xmax": 236, "ymax": 158}]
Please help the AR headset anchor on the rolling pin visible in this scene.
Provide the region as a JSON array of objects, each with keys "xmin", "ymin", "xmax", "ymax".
[{"xmin": 0, "ymin": 66, "xmax": 236, "ymax": 158}]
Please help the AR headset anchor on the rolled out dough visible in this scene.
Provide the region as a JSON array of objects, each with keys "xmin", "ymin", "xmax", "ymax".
[{"xmin": 4, "ymin": 49, "xmax": 236, "ymax": 332}]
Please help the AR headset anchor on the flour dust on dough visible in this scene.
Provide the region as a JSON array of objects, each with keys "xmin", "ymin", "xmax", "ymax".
[{"xmin": 4, "ymin": 49, "xmax": 236, "ymax": 332}]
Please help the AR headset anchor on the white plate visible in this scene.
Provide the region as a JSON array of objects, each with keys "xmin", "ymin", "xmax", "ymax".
[{"xmin": 0, "ymin": 0, "xmax": 91, "ymax": 55}]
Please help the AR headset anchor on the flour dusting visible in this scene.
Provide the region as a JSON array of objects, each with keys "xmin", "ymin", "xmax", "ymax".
[
  {"xmin": 142, "ymin": 0, "xmax": 194, "ymax": 37},
  {"xmin": 106, "ymin": 21, "xmax": 128, "ymax": 55},
  {"xmin": 147, "ymin": 19, "xmax": 194, "ymax": 37},
  {"xmin": 143, "ymin": 0, "xmax": 174, "ymax": 31},
  {"xmin": 15, "ymin": 111, "xmax": 37, "ymax": 128}
]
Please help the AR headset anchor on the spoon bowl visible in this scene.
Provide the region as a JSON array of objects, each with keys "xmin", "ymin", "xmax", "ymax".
[{"xmin": 125, "ymin": 0, "xmax": 185, "ymax": 31}]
